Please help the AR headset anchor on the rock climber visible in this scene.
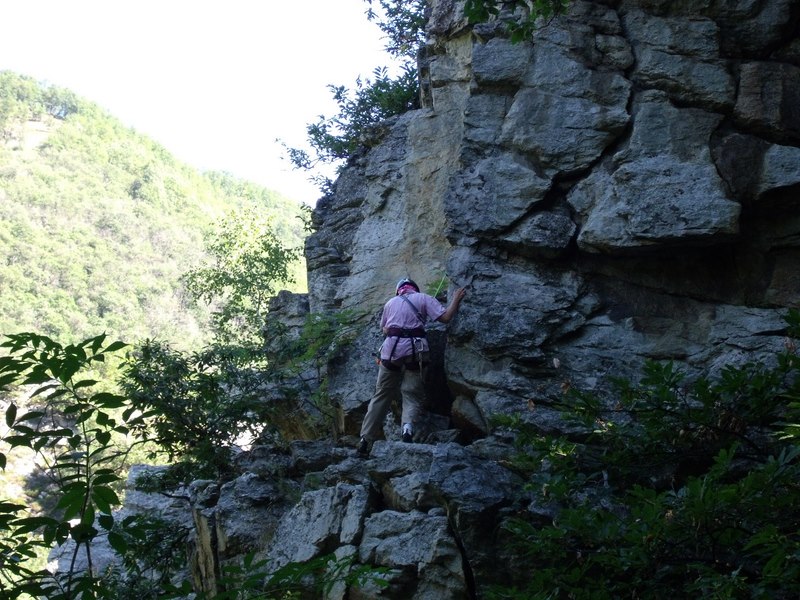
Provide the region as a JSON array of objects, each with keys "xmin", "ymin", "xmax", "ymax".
[{"xmin": 357, "ymin": 277, "xmax": 467, "ymax": 456}]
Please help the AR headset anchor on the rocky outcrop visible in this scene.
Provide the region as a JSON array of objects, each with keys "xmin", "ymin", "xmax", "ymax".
[
  {"xmin": 69, "ymin": 1, "xmax": 800, "ymax": 598},
  {"xmin": 307, "ymin": 0, "xmax": 800, "ymax": 439},
  {"xmin": 289, "ymin": 0, "xmax": 800, "ymax": 590},
  {"xmin": 75, "ymin": 440, "xmax": 530, "ymax": 598},
  {"xmin": 252, "ymin": 1, "xmax": 799, "ymax": 593}
]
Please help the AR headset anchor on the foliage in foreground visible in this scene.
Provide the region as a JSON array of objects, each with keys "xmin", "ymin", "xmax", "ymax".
[
  {"xmin": 489, "ymin": 310, "xmax": 800, "ymax": 599},
  {"xmin": 120, "ymin": 340, "xmax": 268, "ymax": 481},
  {"xmin": 0, "ymin": 333, "xmax": 141, "ymax": 599},
  {"xmin": 163, "ymin": 551, "xmax": 388, "ymax": 600},
  {"xmin": 120, "ymin": 305, "xmax": 366, "ymax": 487},
  {"xmin": 0, "ymin": 330, "xmax": 385, "ymax": 599},
  {"xmin": 2, "ymin": 317, "xmax": 798, "ymax": 599}
]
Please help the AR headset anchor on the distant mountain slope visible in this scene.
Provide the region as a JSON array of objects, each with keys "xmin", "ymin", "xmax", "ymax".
[{"xmin": 0, "ymin": 71, "xmax": 306, "ymax": 348}]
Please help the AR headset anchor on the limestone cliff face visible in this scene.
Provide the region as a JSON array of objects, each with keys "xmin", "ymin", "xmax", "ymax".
[
  {"xmin": 65, "ymin": 3, "xmax": 800, "ymax": 598},
  {"xmin": 307, "ymin": 0, "xmax": 800, "ymax": 439}
]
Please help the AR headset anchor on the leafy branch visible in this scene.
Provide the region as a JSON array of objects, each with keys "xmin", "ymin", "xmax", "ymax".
[
  {"xmin": 0, "ymin": 332, "xmax": 146, "ymax": 598},
  {"xmin": 182, "ymin": 207, "xmax": 301, "ymax": 346},
  {"xmin": 282, "ymin": 0, "xmax": 426, "ymax": 192}
]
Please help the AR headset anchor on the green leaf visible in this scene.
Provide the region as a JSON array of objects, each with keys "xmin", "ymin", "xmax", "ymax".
[
  {"xmin": 30, "ymin": 383, "xmax": 59, "ymax": 398},
  {"xmin": 81, "ymin": 503, "xmax": 96, "ymax": 528},
  {"xmin": 0, "ymin": 372, "xmax": 20, "ymax": 388},
  {"xmin": 22, "ymin": 370, "xmax": 51, "ymax": 385},
  {"xmin": 89, "ymin": 334, "xmax": 107, "ymax": 354},
  {"xmin": 55, "ymin": 469, "xmax": 86, "ymax": 481},
  {"xmin": 48, "ymin": 427, "xmax": 76, "ymax": 438},
  {"xmin": 104, "ymin": 341, "xmax": 127, "ymax": 353},
  {"xmin": 13, "ymin": 516, "xmax": 60, "ymax": 535},
  {"xmin": 73, "ymin": 379, "xmax": 98, "ymax": 389},
  {"xmin": 92, "ymin": 469, "xmax": 119, "ymax": 487},
  {"xmin": 58, "ymin": 355, "xmax": 82, "ymax": 383},
  {"xmin": 54, "ymin": 521, "xmax": 70, "ymax": 545},
  {"xmin": 92, "ymin": 486, "xmax": 120, "ymax": 514},
  {"xmin": 57, "ymin": 487, "xmax": 87, "ymax": 520},
  {"xmin": 0, "ymin": 501, "xmax": 26, "ymax": 513},
  {"xmin": 70, "ymin": 522, "xmax": 98, "ymax": 543},
  {"xmin": 107, "ymin": 530, "xmax": 128, "ymax": 554},
  {"xmin": 91, "ymin": 392, "xmax": 127, "ymax": 408},
  {"xmin": 63, "ymin": 401, "xmax": 89, "ymax": 415},
  {"xmin": 45, "ymin": 388, "xmax": 69, "ymax": 401},
  {"xmin": 64, "ymin": 343, "xmax": 87, "ymax": 363},
  {"xmin": 17, "ymin": 410, "xmax": 46, "ymax": 422},
  {"xmin": 10, "ymin": 424, "xmax": 36, "ymax": 436},
  {"xmin": 5, "ymin": 435, "xmax": 36, "ymax": 449},
  {"xmin": 5, "ymin": 403, "xmax": 17, "ymax": 428},
  {"xmin": 75, "ymin": 409, "xmax": 95, "ymax": 425},
  {"xmin": 93, "ymin": 467, "xmax": 118, "ymax": 475},
  {"xmin": 98, "ymin": 514, "xmax": 114, "ymax": 531}
]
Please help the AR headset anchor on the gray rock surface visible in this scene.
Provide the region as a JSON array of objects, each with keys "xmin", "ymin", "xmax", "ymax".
[
  {"xmin": 306, "ymin": 0, "xmax": 799, "ymax": 437},
  {"xmin": 68, "ymin": 0, "xmax": 800, "ymax": 597}
]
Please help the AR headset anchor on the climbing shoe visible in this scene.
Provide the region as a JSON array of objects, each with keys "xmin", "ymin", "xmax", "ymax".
[
  {"xmin": 357, "ymin": 437, "xmax": 369, "ymax": 457},
  {"xmin": 402, "ymin": 431, "xmax": 413, "ymax": 443}
]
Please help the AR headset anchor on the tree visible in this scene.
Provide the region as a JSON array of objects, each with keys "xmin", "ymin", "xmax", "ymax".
[
  {"xmin": 0, "ymin": 332, "xmax": 384, "ymax": 598},
  {"xmin": 284, "ymin": 0, "xmax": 427, "ymax": 192},
  {"xmin": 182, "ymin": 207, "xmax": 300, "ymax": 346},
  {"xmin": 365, "ymin": 0, "xmax": 429, "ymax": 60},
  {"xmin": 285, "ymin": 65, "xmax": 419, "ymax": 189},
  {"xmin": 285, "ymin": 0, "xmax": 574, "ymax": 190},
  {"xmin": 120, "ymin": 340, "xmax": 272, "ymax": 481}
]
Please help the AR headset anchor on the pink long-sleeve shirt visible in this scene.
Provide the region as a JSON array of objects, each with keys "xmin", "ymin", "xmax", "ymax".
[{"xmin": 379, "ymin": 292, "xmax": 446, "ymax": 361}]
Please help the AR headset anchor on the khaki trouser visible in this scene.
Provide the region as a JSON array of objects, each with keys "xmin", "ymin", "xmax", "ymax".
[{"xmin": 359, "ymin": 354, "xmax": 427, "ymax": 441}]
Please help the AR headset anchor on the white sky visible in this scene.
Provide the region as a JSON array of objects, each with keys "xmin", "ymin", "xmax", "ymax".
[{"xmin": 0, "ymin": 0, "xmax": 399, "ymax": 205}]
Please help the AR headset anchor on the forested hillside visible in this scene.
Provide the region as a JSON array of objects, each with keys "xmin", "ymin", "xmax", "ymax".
[{"xmin": 0, "ymin": 71, "xmax": 306, "ymax": 349}]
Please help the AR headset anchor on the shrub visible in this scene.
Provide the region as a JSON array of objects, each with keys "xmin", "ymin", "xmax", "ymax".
[
  {"xmin": 120, "ymin": 340, "xmax": 273, "ymax": 482},
  {"xmin": 489, "ymin": 310, "xmax": 800, "ymax": 599},
  {"xmin": 464, "ymin": 0, "xmax": 571, "ymax": 42}
]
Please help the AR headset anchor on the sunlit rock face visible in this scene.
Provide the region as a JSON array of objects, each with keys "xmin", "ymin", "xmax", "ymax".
[{"xmin": 307, "ymin": 0, "xmax": 800, "ymax": 439}]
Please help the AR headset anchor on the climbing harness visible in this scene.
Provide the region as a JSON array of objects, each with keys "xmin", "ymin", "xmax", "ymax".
[{"xmin": 384, "ymin": 294, "xmax": 427, "ymax": 373}]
